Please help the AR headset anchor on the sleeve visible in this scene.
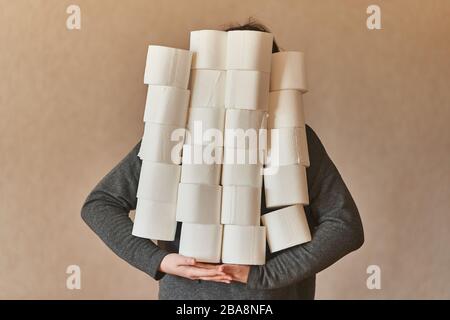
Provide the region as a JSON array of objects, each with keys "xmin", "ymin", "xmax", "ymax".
[
  {"xmin": 81, "ymin": 141, "xmax": 170, "ymax": 280},
  {"xmin": 247, "ymin": 126, "xmax": 364, "ymax": 290}
]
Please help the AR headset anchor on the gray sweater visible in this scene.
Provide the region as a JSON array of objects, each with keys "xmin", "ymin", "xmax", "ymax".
[{"xmin": 81, "ymin": 125, "xmax": 364, "ymax": 299}]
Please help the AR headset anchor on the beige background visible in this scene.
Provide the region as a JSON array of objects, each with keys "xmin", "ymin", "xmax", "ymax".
[{"xmin": 1, "ymin": 0, "xmax": 449, "ymax": 299}]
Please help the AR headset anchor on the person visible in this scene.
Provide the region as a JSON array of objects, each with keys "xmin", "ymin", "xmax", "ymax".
[{"xmin": 81, "ymin": 21, "xmax": 364, "ymax": 300}]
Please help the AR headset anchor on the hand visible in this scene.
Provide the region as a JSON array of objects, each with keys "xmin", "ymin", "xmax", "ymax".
[
  {"xmin": 218, "ymin": 264, "xmax": 250, "ymax": 284},
  {"xmin": 159, "ymin": 254, "xmax": 232, "ymax": 283}
]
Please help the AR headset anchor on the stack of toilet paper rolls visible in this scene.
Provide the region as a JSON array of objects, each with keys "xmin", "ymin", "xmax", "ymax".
[
  {"xmin": 220, "ymin": 31, "xmax": 273, "ymax": 265},
  {"xmin": 262, "ymin": 51, "xmax": 312, "ymax": 253},
  {"xmin": 132, "ymin": 45, "xmax": 193, "ymax": 241},
  {"xmin": 176, "ymin": 30, "xmax": 227, "ymax": 263}
]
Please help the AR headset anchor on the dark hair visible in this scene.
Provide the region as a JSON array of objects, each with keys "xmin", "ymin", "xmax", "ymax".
[{"xmin": 225, "ymin": 19, "xmax": 280, "ymax": 53}]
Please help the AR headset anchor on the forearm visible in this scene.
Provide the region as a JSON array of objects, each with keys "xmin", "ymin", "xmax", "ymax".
[
  {"xmin": 247, "ymin": 126, "xmax": 364, "ymax": 290},
  {"xmin": 81, "ymin": 141, "xmax": 169, "ymax": 280},
  {"xmin": 81, "ymin": 193, "xmax": 169, "ymax": 279}
]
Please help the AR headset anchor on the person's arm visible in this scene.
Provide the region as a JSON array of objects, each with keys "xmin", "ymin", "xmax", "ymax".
[
  {"xmin": 81, "ymin": 142, "xmax": 169, "ymax": 280},
  {"xmin": 245, "ymin": 126, "xmax": 364, "ymax": 290},
  {"xmin": 81, "ymin": 141, "xmax": 231, "ymax": 282}
]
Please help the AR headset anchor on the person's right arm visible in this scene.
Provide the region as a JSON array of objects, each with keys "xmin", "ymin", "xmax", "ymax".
[{"xmin": 81, "ymin": 141, "xmax": 230, "ymax": 283}]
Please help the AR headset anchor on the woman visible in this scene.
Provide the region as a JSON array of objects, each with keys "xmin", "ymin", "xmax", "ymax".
[{"xmin": 81, "ymin": 22, "xmax": 364, "ymax": 299}]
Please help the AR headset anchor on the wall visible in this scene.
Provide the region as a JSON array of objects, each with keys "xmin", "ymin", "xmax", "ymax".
[{"xmin": 0, "ymin": 0, "xmax": 449, "ymax": 299}]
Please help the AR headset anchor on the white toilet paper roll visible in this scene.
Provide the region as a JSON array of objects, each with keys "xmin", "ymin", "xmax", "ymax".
[
  {"xmin": 132, "ymin": 198, "xmax": 177, "ymax": 241},
  {"xmin": 270, "ymin": 51, "xmax": 308, "ymax": 92},
  {"xmin": 144, "ymin": 45, "xmax": 193, "ymax": 89},
  {"xmin": 268, "ymin": 90, "xmax": 305, "ymax": 129},
  {"xmin": 138, "ymin": 122, "xmax": 185, "ymax": 164},
  {"xmin": 226, "ymin": 30, "xmax": 273, "ymax": 72},
  {"xmin": 181, "ymin": 163, "xmax": 221, "ymax": 185},
  {"xmin": 223, "ymin": 147, "xmax": 266, "ymax": 166},
  {"xmin": 182, "ymin": 144, "xmax": 224, "ymax": 165},
  {"xmin": 224, "ymin": 109, "xmax": 268, "ymax": 150},
  {"xmin": 189, "ymin": 70, "xmax": 226, "ymax": 108},
  {"xmin": 190, "ymin": 30, "xmax": 227, "ymax": 70},
  {"xmin": 221, "ymin": 163, "xmax": 263, "ymax": 188},
  {"xmin": 221, "ymin": 185, "xmax": 261, "ymax": 226},
  {"xmin": 143, "ymin": 85, "xmax": 190, "ymax": 126},
  {"xmin": 176, "ymin": 183, "xmax": 222, "ymax": 224},
  {"xmin": 186, "ymin": 107, "xmax": 225, "ymax": 146},
  {"xmin": 225, "ymin": 70, "xmax": 270, "ymax": 111},
  {"xmin": 179, "ymin": 223, "xmax": 223, "ymax": 263},
  {"xmin": 263, "ymin": 164, "xmax": 309, "ymax": 208},
  {"xmin": 222, "ymin": 225, "xmax": 266, "ymax": 265},
  {"xmin": 136, "ymin": 161, "xmax": 181, "ymax": 203},
  {"xmin": 261, "ymin": 204, "xmax": 311, "ymax": 253},
  {"xmin": 267, "ymin": 127, "xmax": 310, "ymax": 167}
]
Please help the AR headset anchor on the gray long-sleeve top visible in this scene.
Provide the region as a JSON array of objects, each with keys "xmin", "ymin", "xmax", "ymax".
[{"xmin": 81, "ymin": 125, "xmax": 364, "ymax": 299}]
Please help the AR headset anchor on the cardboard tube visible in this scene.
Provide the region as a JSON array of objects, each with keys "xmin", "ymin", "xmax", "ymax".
[
  {"xmin": 268, "ymin": 90, "xmax": 306, "ymax": 129},
  {"xmin": 223, "ymin": 109, "xmax": 268, "ymax": 150},
  {"xmin": 181, "ymin": 163, "xmax": 221, "ymax": 185},
  {"xmin": 226, "ymin": 30, "xmax": 273, "ymax": 72},
  {"xmin": 221, "ymin": 163, "xmax": 263, "ymax": 188},
  {"xmin": 190, "ymin": 30, "xmax": 227, "ymax": 70},
  {"xmin": 186, "ymin": 107, "xmax": 225, "ymax": 146},
  {"xmin": 222, "ymin": 225, "xmax": 266, "ymax": 265},
  {"xmin": 225, "ymin": 70, "xmax": 270, "ymax": 111},
  {"xmin": 268, "ymin": 127, "xmax": 310, "ymax": 167},
  {"xmin": 176, "ymin": 183, "xmax": 222, "ymax": 224},
  {"xmin": 270, "ymin": 51, "xmax": 308, "ymax": 92},
  {"xmin": 263, "ymin": 164, "xmax": 309, "ymax": 207},
  {"xmin": 182, "ymin": 144, "xmax": 223, "ymax": 165},
  {"xmin": 179, "ymin": 223, "xmax": 223, "ymax": 263},
  {"xmin": 143, "ymin": 85, "xmax": 190, "ymax": 126},
  {"xmin": 261, "ymin": 204, "xmax": 311, "ymax": 253},
  {"xmin": 136, "ymin": 161, "xmax": 181, "ymax": 203},
  {"xmin": 138, "ymin": 122, "xmax": 185, "ymax": 164},
  {"xmin": 221, "ymin": 185, "xmax": 261, "ymax": 226},
  {"xmin": 132, "ymin": 198, "xmax": 177, "ymax": 241},
  {"xmin": 189, "ymin": 69, "xmax": 226, "ymax": 108},
  {"xmin": 144, "ymin": 45, "xmax": 193, "ymax": 89}
]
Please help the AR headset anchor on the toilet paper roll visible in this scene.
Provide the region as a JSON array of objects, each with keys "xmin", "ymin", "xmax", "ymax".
[
  {"xmin": 221, "ymin": 185, "xmax": 261, "ymax": 226},
  {"xmin": 138, "ymin": 122, "xmax": 185, "ymax": 164},
  {"xmin": 186, "ymin": 107, "xmax": 225, "ymax": 146},
  {"xmin": 263, "ymin": 164, "xmax": 309, "ymax": 207},
  {"xmin": 137, "ymin": 161, "xmax": 181, "ymax": 203},
  {"xmin": 261, "ymin": 204, "xmax": 311, "ymax": 253},
  {"xmin": 268, "ymin": 90, "xmax": 305, "ymax": 129},
  {"xmin": 225, "ymin": 70, "xmax": 270, "ymax": 111},
  {"xmin": 190, "ymin": 30, "xmax": 227, "ymax": 70},
  {"xmin": 176, "ymin": 183, "xmax": 222, "ymax": 224},
  {"xmin": 270, "ymin": 51, "xmax": 308, "ymax": 92},
  {"xmin": 223, "ymin": 147, "xmax": 266, "ymax": 166},
  {"xmin": 267, "ymin": 127, "xmax": 310, "ymax": 167},
  {"xmin": 181, "ymin": 163, "xmax": 221, "ymax": 185},
  {"xmin": 221, "ymin": 163, "xmax": 263, "ymax": 188},
  {"xmin": 188, "ymin": 69, "xmax": 226, "ymax": 108},
  {"xmin": 179, "ymin": 223, "xmax": 223, "ymax": 263},
  {"xmin": 132, "ymin": 198, "xmax": 177, "ymax": 241},
  {"xmin": 144, "ymin": 45, "xmax": 193, "ymax": 89},
  {"xmin": 222, "ymin": 225, "xmax": 266, "ymax": 265},
  {"xmin": 226, "ymin": 30, "xmax": 273, "ymax": 72},
  {"xmin": 224, "ymin": 109, "xmax": 268, "ymax": 150},
  {"xmin": 182, "ymin": 144, "xmax": 224, "ymax": 165},
  {"xmin": 143, "ymin": 85, "xmax": 190, "ymax": 126}
]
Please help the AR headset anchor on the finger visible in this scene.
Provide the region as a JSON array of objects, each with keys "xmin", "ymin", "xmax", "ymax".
[
  {"xmin": 198, "ymin": 278, "xmax": 232, "ymax": 284},
  {"xmin": 180, "ymin": 266, "xmax": 226, "ymax": 278},
  {"xmin": 194, "ymin": 262, "xmax": 221, "ymax": 270},
  {"xmin": 198, "ymin": 275, "xmax": 233, "ymax": 282}
]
